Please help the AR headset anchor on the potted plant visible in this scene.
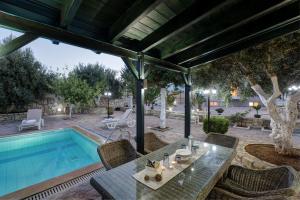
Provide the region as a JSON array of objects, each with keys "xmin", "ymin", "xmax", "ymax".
[
  {"xmin": 229, "ymin": 110, "xmax": 251, "ymax": 129},
  {"xmin": 215, "ymin": 108, "xmax": 224, "ymax": 115},
  {"xmin": 192, "ymin": 93, "xmax": 206, "ymax": 111},
  {"xmin": 167, "ymin": 94, "xmax": 176, "ymax": 111},
  {"xmin": 253, "ymin": 104, "xmax": 261, "ymax": 118}
]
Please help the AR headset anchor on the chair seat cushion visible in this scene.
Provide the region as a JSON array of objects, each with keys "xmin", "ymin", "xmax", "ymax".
[
  {"xmin": 22, "ymin": 119, "xmax": 37, "ymax": 125},
  {"xmin": 102, "ymin": 118, "xmax": 118, "ymax": 123}
]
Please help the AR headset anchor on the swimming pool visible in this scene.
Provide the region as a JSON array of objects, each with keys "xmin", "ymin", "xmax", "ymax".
[{"xmin": 0, "ymin": 128, "xmax": 101, "ymax": 197}]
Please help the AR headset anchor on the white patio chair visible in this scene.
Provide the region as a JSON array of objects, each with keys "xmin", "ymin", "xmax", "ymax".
[
  {"xmin": 101, "ymin": 109, "xmax": 135, "ymax": 129},
  {"xmin": 19, "ymin": 109, "xmax": 44, "ymax": 131}
]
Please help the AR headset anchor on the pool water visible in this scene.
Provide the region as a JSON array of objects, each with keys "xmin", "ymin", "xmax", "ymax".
[{"xmin": 0, "ymin": 128, "xmax": 100, "ymax": 196}]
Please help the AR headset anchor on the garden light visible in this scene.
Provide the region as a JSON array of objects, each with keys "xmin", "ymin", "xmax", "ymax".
[{"xmin": 288, "ymin": 85, "xmax": 300, "ymax": 91}]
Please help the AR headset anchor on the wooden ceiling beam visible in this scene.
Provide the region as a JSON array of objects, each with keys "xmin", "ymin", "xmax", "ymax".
[
  {"xmin": 0, "ymin": 10, "xmax": 186, "ymax": 73},
  {"xmin": 140, "ymin": 0, "xmax": 232, "ymax": 52},
  {"xmin": 161, "ymin": 0, "xmax": 296, "ymax": 59},
  {"xmin": 109, "ymin": 0, "xmax": 163, "ymax": 43},
  {"xmin": 0, "ymin": 33, "xmax": 38, "ymax": 58},
  {"xmin": 60, "ymin": 0, "xmax": 82, "ymax": 28},
  {"xmin": 167, "ymin": 2, "xmax": 300, "ymax": 65},
  {"xmin": 186, "ymin": 17, "xmax": 300, "ymax": 68}
]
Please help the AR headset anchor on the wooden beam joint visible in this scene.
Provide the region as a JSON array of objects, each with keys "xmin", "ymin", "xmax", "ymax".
[{"xmin": 0, "ymin": 33, "xmax": 38, "ymax": 58}]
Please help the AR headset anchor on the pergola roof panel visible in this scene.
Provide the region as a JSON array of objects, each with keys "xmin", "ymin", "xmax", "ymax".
[
  {"xmin": 0, "ymin": 0, "xmax": 298, "ymax": 72},
  {"xmin": 156, "ymin": 0, "xmax": 287, "ymax": 59},
  {"xmin": 121, "ymin": 0, "xmax": 194, "ymax": 41}
]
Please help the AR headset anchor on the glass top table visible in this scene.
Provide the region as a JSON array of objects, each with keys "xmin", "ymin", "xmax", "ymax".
[{"xmin": 91, "ymin": 138, "xmax": 236, "ymax": 200}]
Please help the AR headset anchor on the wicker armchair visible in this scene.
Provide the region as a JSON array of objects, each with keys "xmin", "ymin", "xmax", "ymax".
[
  {"xmin": 207, "ymin": 165, "xmax": 300, "ymax": 199},
  {"xmin": 144, "ymin": 132, "xmax": 168, "ymax": 154},
  {"xmin": 97, "ymin": 139, "xmax": 140, "ymax": 170},
  {"xmin": 135, "ymin": 132, "xmax": 168, "ymax": 154},
  {"xmin": 204, "ymin": 133, "xmax": 239, "ymax": 149}
]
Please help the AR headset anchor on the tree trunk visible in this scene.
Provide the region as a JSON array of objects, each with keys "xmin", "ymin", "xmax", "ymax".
[
  {"xmin": 160, "ymin": 88, "xmax": 167, "ymax": 129},
  {"xmin": 128, "ymin": 95, "xmax": 133, "ymax": 109},
  {"xmin": 69, "ymin": 104, "xmax": 72, "ymax": 119},
  {"xmin": 268, "ymin": 97, "xmax": 298, "ymax": 155},
  {"xmin": 251, "ymin": 77, "xmax": 300, "ymax": 155}
]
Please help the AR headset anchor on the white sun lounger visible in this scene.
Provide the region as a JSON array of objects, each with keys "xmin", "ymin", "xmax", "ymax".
[
  {"xmin": 102, "ymin": 109, "xmax": 135, "ymax": 129},
  {"xmin": 19, "ymin": 109, "xmax": 44, "ymax": 131}
]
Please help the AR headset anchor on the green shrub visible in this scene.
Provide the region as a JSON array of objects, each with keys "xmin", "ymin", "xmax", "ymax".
[{"xmin": 203, "ymin": 116, "xmax": 229, "ymax": 134}]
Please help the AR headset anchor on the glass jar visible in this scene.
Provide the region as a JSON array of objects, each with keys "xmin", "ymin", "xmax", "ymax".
[
  {"xmin": 188, "ymin": 135, "xmax": 194, "ymax": 150},
  {"xmin": 163, "ymin": 153, "xmax": 169, "ymax": 168}
]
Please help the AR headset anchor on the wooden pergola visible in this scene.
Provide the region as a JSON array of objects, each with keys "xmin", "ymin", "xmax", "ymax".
[{"xmin": 0, "ymin": 0, "xmax": 299, "ymax": 153}]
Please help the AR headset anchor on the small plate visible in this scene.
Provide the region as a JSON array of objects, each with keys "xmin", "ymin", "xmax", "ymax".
[{"xmin": 175, "ymin": 149, "xmax": 192, "ymax": 157}]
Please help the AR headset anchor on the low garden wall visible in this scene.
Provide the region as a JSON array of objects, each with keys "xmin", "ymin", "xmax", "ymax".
[
  {"xmin": 144, "ymin": 109, "xmax": 271, "ymax": 129},
  {"xmin": 0, "ymin": 112, "xmax": 27, "ymax": 123}
]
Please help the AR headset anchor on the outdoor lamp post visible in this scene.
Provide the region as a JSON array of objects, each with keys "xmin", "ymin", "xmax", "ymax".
[
  {"xmin": 104, "ymin": 91, "xmax": 112, "ymax": 118},
  {"xmin": 203, "ymin": 89, "xmax": 217, "ymax": 132}
]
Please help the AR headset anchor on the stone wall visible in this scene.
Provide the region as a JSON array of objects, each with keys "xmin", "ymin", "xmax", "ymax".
[{"xmin": 0, "ymin": 112, "xmax": 27, "ymax": 123}]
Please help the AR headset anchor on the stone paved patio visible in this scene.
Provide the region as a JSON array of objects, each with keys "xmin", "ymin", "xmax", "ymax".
[{"xmin": 1, "ymin": 111, "xmax": 300, "ymax": 199}]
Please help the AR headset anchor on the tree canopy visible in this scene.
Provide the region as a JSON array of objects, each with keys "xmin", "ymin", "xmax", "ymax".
[
  {"xmin": 72, "ymin": 63, "xmax": 122, "ymax": 98},
  {"xmin": 192, "ymin": 31, "xmax": 300, "ymax": 101},
  {"xmin": 56, "ymin": 75, "xmax": 94, "ymax": 106},
  {"xmin": 0, "ymin": 36, "xmax": 55, "ymax": 113},
  {"xmin": 120, "ymin": 65, "xmax": 184, "ymax": 99}
]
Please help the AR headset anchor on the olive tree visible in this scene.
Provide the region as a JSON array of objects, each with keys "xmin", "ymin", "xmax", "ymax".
[
  {"xmin": 56, "ymin": 75, "xmax": 94, "ymax": 118},
  {"xmin": 145, "ymin": 68, "xmax": 183, "ymax": 129},
  {"xmin": 121, "ymin": 66, "xmax": 183, "ymax": 128},
  {"xmin": 0, "ymin": 36, "xmax": 55, "ymax": 113},
  {"xmin": 193, "ymin": 31, "xmax": 300, "ymax": 155}
]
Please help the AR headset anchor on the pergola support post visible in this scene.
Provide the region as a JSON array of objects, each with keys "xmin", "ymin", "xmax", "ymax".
[
  {"xmin": 183, "ymin": 72, "xmax": 192, "ymax": 138},
  {"xmin": 122, "ymin": 53, "xmax": 145, "ymax": 154},
  {"xmin": 136, "ymin": 52, "xmax": 145, "ymax": 154}
]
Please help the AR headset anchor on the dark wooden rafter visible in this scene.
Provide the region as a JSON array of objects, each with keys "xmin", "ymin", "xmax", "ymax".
[
  {"xmin": 109, "ymin": 0, "xmax": 163, "ymax": 42},
  {"xmin": 0, "ymin": 33, "xmax": 38, "ymax": 58},
  {"xmin": 0, "ymin": 10, "xmax": 186, "ymax": 73},
  {"xmin": 140, "ymin": 0, "xmax": 232, "ymax": 52},
  {"xmin": 168, "ymin": 1, "xmax": 300, "ymax": 65},
  {"xmin": 60, "ymin": 0, "xmax": 82, "ymax": 28},
  {"xmin": 161, "ymin": 0, "xmax": 296, "ymax": 59},
  {"xmin": 187, "ymin": 17, "xmax": 300, "ymax": 68}
]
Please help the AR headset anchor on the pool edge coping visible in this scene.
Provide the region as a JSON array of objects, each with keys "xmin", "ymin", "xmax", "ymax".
[{"xmin": 0, "ymin": 126, "xmax": 104, "ymax": 200}]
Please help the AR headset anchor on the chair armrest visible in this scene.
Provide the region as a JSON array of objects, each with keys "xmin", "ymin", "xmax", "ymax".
[
  {"xmin": 218, "ymin": 180, "xmax": 295, "ymax": 198},
  {"xmin": 220, "ymin": 165, "xmax": 298, "ymax": 197}
]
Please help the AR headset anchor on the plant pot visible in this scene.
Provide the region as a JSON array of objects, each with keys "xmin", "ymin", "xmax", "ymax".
[
  {"xmin": 254, "ymin": 114, "xmax": 261, "ymax": 118},
  {"xmin": 233, "ymin": 123, "xmax": 251, "ymax": 130}
]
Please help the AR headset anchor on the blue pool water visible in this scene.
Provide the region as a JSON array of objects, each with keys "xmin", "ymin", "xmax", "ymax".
[{"xmin": 0, "ymin": 128, "xmax": 100, "ymax": 196}]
